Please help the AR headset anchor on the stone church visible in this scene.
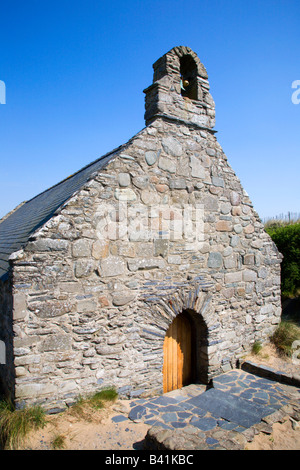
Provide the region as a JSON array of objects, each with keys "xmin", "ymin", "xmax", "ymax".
[{"xmin": 0, "ymin": 46, "xmax": 282, "ymax": 412}]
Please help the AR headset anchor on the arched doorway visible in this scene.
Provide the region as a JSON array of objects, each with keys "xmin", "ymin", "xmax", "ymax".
[{"xmin": 163, "ymin": 312, "xmax": 193, "ymax": 393}]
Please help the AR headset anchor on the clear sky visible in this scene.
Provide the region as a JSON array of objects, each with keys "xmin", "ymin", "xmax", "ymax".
[{"xmin": 0, "ymin": 0, "xmax": 299, "ymax": 220}]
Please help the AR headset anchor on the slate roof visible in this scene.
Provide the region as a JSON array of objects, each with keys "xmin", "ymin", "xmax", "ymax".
[{"xmin": 0, "ymin": 146, "xmax": 122, "ymax": 281}]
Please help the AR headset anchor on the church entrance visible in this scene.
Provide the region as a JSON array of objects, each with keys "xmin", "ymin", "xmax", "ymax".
[{"xmin": 163, "ymin": 312, "xmax": 193, "ymax": 393}]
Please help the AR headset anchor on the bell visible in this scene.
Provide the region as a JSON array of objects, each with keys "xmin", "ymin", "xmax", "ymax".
[{"xmin": 183, "ymin": 79, "xmax": 189, "ymax": 88}]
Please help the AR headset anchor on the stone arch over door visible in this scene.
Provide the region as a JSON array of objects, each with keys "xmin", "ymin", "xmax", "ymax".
[{"xmin": 141, "ymin": 284, "xmax": 217, "ymax": 393}]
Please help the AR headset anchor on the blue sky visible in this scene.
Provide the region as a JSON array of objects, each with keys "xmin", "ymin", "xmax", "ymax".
[{"xmin": 0, "ymin": 0, "xmax": 299, "ymax": 220}]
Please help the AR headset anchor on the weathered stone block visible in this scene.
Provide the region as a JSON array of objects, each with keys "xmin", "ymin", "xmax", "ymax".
[
  {"xmin": 141, "ymin": 189, "xmax": 160, "ymax": 204},
  {"xmin": 206, "ymin": 148, "xmax": 216, "ymax": 156},
  {"xmin": 158, "ymin": 156, "xmax": 176, "ymax": 173},
  {"xmin": 26, "ymin": 238, "xmax": 69, "ymax": 252},
  {"xmin": 258, "ymin": 267, "xmax": 268, "ymax": 278},
  {"xmin": 99, "ymin": 256, "xmax": 126, "ymax": 277},
  {"xmin": 244, "ymin": 224, "xmax": 255, "ymax": 234},
  {"xmin": 216, "ymin": 220, "xmax": 232, "ymax": 232},
  {"xmin": 167, "ymin": 255, "xmax": 182, "ymax": 265},
  {"xmin": 230, "ymin": 191, "xmax": 241, "ymax": 206},
  {"xmin": 225, "ymin": 272, "xmax": 242, "ymax": 284},
  {"xmin": 115, "ymin": 188, "xmax": 137, "ymax": 201},
  {"xmin": 29, "ymin": 300, "xmax": 72, "ymax": 319},
  {"xmin": 243, "ymin": 254, "xmax": 255, "ymax": 265},
  {"xmin": 72, "ymin": 239, "xmax": 92, "ymax": 257},
  {"xmin": 211, "ymin": 176, "xmax": 224, "ymax": 188},
  {"xmin": 96, "ymin": 345, "xmax": 122, "ymax": 355},
  {"xmin": 74, "ymin": 260, "xmax": 94, "ymax": 278},
  {"xmin": 223, "ymin": 246, "xmax": 233, "ymax": 257},
  {"xmin": 202, "ymin": 195, "xmax": 218, "ymax": 212},
  {"xmin": 98, "ymin": 295, "xmax": 110, "ymax": 307},
  {"xmin": 162, "ymin": 136, "xmax": 182, "ymax": 157},
  {"xmin": 207, "ymin": 252, "xmax": 223, "ymax": 268},
  {"xmin": 112, "ymin": 293, "xmax": 135, "ymax": 306},
  {"xmin": 13, "ymin": 293, "xmax": 27, "ymax": 320},
  {"xmin": 224, "ymin": 255, "xmax": 237, "ymax": 269},
  {"xmin": 127, "ymin": 258, "xmax": 165, "ymax": 272},
  {"xmin": 190, "ymin": 155, "xmax": 205, "ymax": 179},
  {"xmin": 220, "ymin": 202, "xmax": 231, "ymax": 215},
  {"xmin": 132, "ymin": 175, "xmax": 150, "ymax": 189},
  {"xmin": 42, "ymin": 334, "xmax": 72, "ymax": 352},
  {"xmin": 118, "ymin": 173, "xmax": 131, "ymax": 187},
  {"xmin": 243, "ymin": 269, "xmax": 257, "ymax": 282},
  {"xmin": 60, "ymin": 282, "xmax": 80, "ymax": 293},
  {"xmin": 156, "ymin": 183, "xmax": 168, "ymax": 193},
  {"xmin": 92, "ymin": 240, "xmax": 109, "ymax": 259},
  {"xmin": 154, "ymin": 239, "xmax": 169, "ymax": 257},
  {"xmin": 145, "ymin": 151, "xmax": 158, "ymax": 166},
  {"xmin": 200, "ymin": 242, "xmax": 210, "ymax": 254},
  {"xmin": 16, "ymin": 383, "xmax": 57, "ymax": 399},
  {"xmin": 177, "ymin": 158, "xmax": 190, "ymax": 177},
  {"xmin": 260, "ymin": 304, "xmax": 273, "ymax": 315},
  {"xmin": 169, "ymin": 178, "xmax": 186, "ymax": 190},
  {"xmin": 231, "ymin": 206, "xmax": 242, "ymax": 216},
  {"xmin": 230, "ymin": 235, "xmax": 240, "ymax": 247},
  {"xmin": 77, "ymin": 299, "xmax": 97, "ymax": 313},
  {"xmin": 15, "ymin": 355, "xmax": 41, "ymax": 366},
  {"xmin": 233, "ymin": 224, "xmax": 243, "ymax": 234}
]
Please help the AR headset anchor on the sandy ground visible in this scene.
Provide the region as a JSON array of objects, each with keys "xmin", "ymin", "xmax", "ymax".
[
  {"xmin": 246, "ymin": 419, "xmax": 300, "ymax": 450},
  {"xmin": 22, "ymin": 399, "xmax": 150, "ymax": 450},
  {"xmin": 19, "ymin": 345, "xmax": 299, "ymax": 451},
  {"xmin": 244, "ymin": 343, "xmax": 299, "ymax": 376}
]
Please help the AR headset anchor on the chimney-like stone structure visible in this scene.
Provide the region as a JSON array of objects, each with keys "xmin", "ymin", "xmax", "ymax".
[{"xmin": 144, "ymin": 46, "xmax": 216, "ymax": 129}]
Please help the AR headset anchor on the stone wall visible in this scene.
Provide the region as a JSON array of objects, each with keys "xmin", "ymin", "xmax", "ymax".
[{"xmin": 7, "ymin": 116, "xmax": 282, "ymax": 411}]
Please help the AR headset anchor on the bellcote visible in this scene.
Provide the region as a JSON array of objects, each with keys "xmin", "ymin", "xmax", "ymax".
[{"xmin": 144, "ymin": 46, "xmax": 215, "ymax": 130}]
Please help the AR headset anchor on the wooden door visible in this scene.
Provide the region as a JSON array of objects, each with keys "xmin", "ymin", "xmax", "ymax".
[{"xmin": 163, "ymin": 313, "xmax": 192, "ymax": 393}]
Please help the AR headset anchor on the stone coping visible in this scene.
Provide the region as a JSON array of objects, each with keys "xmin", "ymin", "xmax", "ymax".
[{"xmin": 241, "ymin": 360, "xmax": 300, "ymax": 388}]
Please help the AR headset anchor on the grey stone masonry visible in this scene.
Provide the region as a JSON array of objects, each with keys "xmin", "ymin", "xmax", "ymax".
[{"xmin": 0, "ymin": 46, "xmax": 282, "ymax": 412}]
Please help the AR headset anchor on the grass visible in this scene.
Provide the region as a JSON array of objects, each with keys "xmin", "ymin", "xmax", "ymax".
[
  {"xmin": 88, "ymin": 388, "xmax": 117, "ymax": 408},
  {"xmin": 271, "ymin": 320, "xmax": 300, "ymax": 356},
  {"xmin": 0, "ymin": 386, "xmax": 118, "ymax": 449},
  {"xmin": 69, "ymin": 387, "xmax": 118, "ymax": 421},
  {"xmin": 264, "ymin": 215, "xmax": 300, "ymax": 230},
  {"xmin": 0, "ymin": 399, "xmax": 46, "ymax": 449},
  {"xmin": 252, "ymin": 341, "xmax": 263, "ymax": 355},
  {"xmin": 51, "ymin": 433, "xmax": 66, "ymax": 450}
]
